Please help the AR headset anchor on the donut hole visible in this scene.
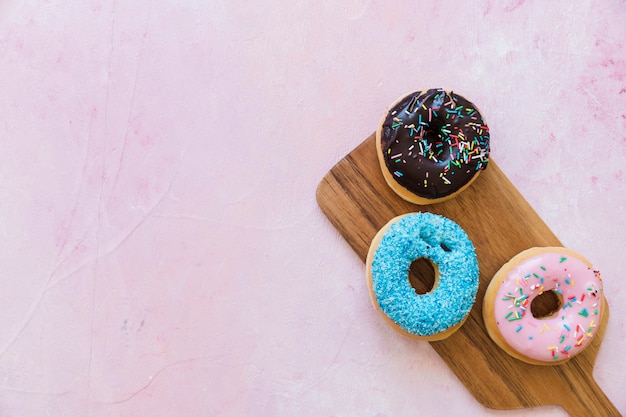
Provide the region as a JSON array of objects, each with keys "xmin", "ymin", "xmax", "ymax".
[
  {"xmin": 409, "ymin": 258, "xmax": 438, "ymax": 295},
  {"xmin": 530, "ymin": 290, "xmax": 564, "ymax": 319}
]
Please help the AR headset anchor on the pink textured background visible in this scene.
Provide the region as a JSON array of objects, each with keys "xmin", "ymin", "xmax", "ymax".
[{"xmin": 1, "ymin": 1, "xmax": 625, "ymax": 416}]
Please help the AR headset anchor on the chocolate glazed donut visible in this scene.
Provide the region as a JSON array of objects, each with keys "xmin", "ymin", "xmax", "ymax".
[{"xmin": 376, "ymin": 89, "xmax": 490, "ymax": 204}]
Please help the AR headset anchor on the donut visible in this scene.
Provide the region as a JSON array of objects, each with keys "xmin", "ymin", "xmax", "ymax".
[
  {"xmin": 365, "ymin": 212, "xmax": 480, "ymax": 340},
  {"xmin": 376, "ymin": 88, "xmax": 490, "ymax": 205},
  {"xmin": 483, "ymin": 247, "xmax": 605, "ymax": 365}
]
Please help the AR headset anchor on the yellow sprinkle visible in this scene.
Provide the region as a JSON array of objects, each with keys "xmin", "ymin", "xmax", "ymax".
[{"xmin": 543, "ymin": 323, "xmax": 550, "ymax": 331}]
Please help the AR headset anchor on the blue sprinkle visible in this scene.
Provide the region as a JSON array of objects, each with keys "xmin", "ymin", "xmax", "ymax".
[{"xmin": 369, "ymin": 213, "xmax": 479, "ymax": 337}]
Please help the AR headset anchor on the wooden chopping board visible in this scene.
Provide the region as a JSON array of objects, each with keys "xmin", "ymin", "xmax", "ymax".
[{"xmin": 316, "ymin": 134, "xmax": 620, "ymax": 417}]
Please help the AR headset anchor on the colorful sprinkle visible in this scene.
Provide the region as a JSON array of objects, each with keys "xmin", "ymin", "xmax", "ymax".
[{"xmin": 380, "ymin": 89, "xmax": 490, "ymax": 199}]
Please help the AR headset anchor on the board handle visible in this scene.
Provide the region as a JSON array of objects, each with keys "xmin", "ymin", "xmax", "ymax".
[{"xmin": 561, "ymin": 377, "xmax": 621, "ymax": 417}]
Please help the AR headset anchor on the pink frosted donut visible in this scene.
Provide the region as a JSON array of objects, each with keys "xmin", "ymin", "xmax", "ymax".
[{"xmin": 483, "ymin": 247, "xmax": 605, "ymax": 365}]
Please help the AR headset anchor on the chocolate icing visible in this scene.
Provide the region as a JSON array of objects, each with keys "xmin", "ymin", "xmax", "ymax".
[{"xmin": 379, "ymin": 89, "xmax": 490, "ymax": 199}]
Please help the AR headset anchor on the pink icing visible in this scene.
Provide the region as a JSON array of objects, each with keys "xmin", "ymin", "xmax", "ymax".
[{"xmin": 492, "ymin": 251, "xmax": 604, "ymax": 363}]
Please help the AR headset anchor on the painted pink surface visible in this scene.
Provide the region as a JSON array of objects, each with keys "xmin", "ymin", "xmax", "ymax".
[{"xmin": 0, "ymin": 0, "xmax": 625, "ymax": 416}]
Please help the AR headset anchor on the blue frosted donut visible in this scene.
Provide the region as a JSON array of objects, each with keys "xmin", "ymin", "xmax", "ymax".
[{"xmin": 365, "ymin": 212, "xmax": 480, "ymax": 340}]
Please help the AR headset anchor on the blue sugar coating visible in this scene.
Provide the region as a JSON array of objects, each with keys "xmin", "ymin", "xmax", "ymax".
[{"xmin": 371, "ymin": 212, "xmax": 479, "ymax": 336}]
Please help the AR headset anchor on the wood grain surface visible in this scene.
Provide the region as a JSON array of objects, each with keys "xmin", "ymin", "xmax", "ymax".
[{"xmin": 316, "ymin": 134, "xmax": 620, "ymax": 417}]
